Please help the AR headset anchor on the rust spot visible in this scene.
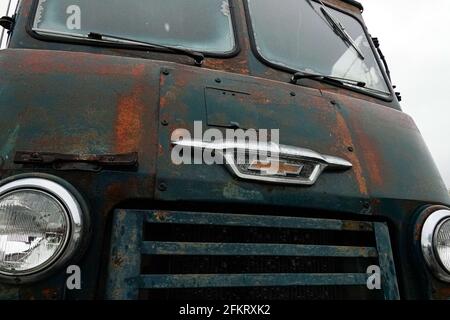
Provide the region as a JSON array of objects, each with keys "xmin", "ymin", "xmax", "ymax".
[
  {"xmin": 434, "ymin": 287, "xmax": 450, "ymax": 300},
  {"xmin": 332, "ymin": 112, "xmax": 368, "ymax": 195},
  {"xmin": 155, "ymin": 211, "xmax": 169, "ymax": 221},
  {"xmin": 42, "ymin": 288, "xmax": 58, "ymax": 300},
  {"xmin": 352, "ymin": 126, "xmax": 384, "ymax": 188},
  {"xmin": 115, "ymin": 85, "xmax": 145, "ymax": 153},
  {"xmin": 204, "ymin": 58, "xmax": 250, "ymax": 75},
  {"xmin": 160, "ymin": 96, "xmax": 169, "ymax": 109},
  {"xmin": 158, "ymin": 144, "xmax": 164, "ymax": 156},
  {"xmin": 414, "ymin": 222, "xmax": 423, "ymax": 241},
  {"xmin": 112, "ymin": 255, "xmax": 124, "ymax": 267},
  {"xmin": 105, "ymin": 182, "xmax": 124, "ymax": 205}
]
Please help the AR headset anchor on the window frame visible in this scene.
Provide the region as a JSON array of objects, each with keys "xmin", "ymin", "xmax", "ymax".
[
  {"xmin": 244, "ymin": 0, "xmax": 394, "ymax": 101},
  {"xmin": 26, "ymin": 0, "xmax": 241, "ymax": 58}
]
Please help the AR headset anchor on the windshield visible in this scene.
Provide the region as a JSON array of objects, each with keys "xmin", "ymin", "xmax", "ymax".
[
  {"xmin": 33, "ymin": 0, "xmax": 236, "ymax": 54},
  {"xmin": 247, "ymin": 0, "xmax": 390, "ymax": 94}
]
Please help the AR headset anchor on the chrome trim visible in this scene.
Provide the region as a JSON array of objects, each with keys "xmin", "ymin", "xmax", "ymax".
[
  {"xmin": 172, "ymin": 139, "xmax": 352, "ymax": 185},
  {"xmin": 421, "ymin": 209, "xmax": 450, "ymax": 282},
  {"xmin": 0, "ymin": 177, "xmax": 86, "ymax": 283}
]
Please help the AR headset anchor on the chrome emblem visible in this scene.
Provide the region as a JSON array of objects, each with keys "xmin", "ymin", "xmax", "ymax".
[{"xmin": 171, "ymin": 139, "xmax": 352, "ymax": 186}]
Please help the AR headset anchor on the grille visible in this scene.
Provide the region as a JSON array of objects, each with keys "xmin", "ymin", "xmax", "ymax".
[{"xmin": 105, "ymin": 210, "xmax": 399, "ymax": 300}]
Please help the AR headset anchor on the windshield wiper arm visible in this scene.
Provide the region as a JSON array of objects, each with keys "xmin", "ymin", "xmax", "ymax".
[
  {"xmin": 32, "ymin": 28, "xmax": 205, "ymax": 66},
  {"xmin": 316, "ymin": 0, "xmax": 365, "ymax": 60},
  {"xmin": 88, "ymin": 32, "xmax": 204, "ymax": 66},
  {"xmin": 290, "ymin": 71, "xmax": 366, "ymax": 88}
]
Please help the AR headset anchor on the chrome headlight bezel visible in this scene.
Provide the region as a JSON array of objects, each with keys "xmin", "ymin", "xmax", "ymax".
[
  {"xmin": 0, "ymin": 174, "xmax": 89, "ymax": 283},
  {"xmin": 421, "ymin": 209, "xmax": 450, "ymax": 282}
]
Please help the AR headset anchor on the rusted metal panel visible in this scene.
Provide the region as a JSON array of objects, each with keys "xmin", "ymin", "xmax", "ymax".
[
  {"xmin": 14, "ymin": 151, "xmax": 138, "ymax": 172},
  {"xmin": 141, "ymin": 242, "xmax": 378, "ymax": 258},
  {"xmin": 139, "ymin": 273, "xmax": 369, "ymax": 289},
  {"xmin": 146, "ymin": 210, "xmax": 373, "ymax": 232},
  {"xmin": 105, "ymin": 209, "xmax": 144, "ymax": 300},
  {"xmin": 0, "ymin": 0, "xmax": 448, "ymax": 300},
  {"xmin": 156, "ymin": 66, "xmax": 373, "ymax": 214},
  {"xmin": 374, "ymin": 223, "xmax": 400, "ymax": 300},
  {"xmin": 322, "ymin": 91, "xmax": 450, "ymax": 203},
  {"xmin": 106, "ymin": 209, "xmax": 399, "ymax": 299}
]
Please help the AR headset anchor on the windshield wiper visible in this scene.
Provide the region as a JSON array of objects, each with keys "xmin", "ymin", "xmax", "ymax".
[
  {"xmin": 315, "ymin": 0, "xmax": 365, "ymax": 60},
  {"xmin": 32, "ymin": 28, "xmax": 205, "ymax": 66},
  {"xmin": 88, "ymin": 32, "xmax": 205, "ymax": 66},
  {"xmin": 290, "ymin": 71, "xmax": 366, "ymax": 88}
]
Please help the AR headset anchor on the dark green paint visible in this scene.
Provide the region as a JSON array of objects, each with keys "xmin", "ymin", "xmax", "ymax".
[{"xmin": 0, "ymin": 0, "xmax": 448, "ymax": 300}]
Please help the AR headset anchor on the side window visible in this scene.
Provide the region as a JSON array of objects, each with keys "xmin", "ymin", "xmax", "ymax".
[{"xmin": 0, "ymin": 0, "xmax": 19, "ymax": 49}]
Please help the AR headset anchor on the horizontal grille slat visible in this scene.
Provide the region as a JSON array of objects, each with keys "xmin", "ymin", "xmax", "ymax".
[
  {"xmin": 141, "ymin": 241, "xmax": 378, "ymax": 258},
  {"xmin": 145, "ymin": 211, "xmax": 373, "ymax": 232},
  {"xmin": 139, "ymin": 273, "xmax": 369, "ymax": 289},
  {"xmin": 106, "ymin": 209, "xmax": 400, "ymax": 300}
]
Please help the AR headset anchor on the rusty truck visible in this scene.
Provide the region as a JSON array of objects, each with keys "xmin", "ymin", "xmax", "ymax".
[{"xmin": 0, "ymin": 0, "xmax": 449, "ymax": 300}]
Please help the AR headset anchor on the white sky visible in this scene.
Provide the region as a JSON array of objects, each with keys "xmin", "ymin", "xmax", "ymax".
[
  {"xmin": 0, "ymin": 0, "xmax": 18, "ymax": 48},
  {"xmin": 0, "ymin": 0, "xmax": 449, "ymax": 188},
  {"xmin": 362, "ymin": 0, "xmax": 450, "ymax": 188}
]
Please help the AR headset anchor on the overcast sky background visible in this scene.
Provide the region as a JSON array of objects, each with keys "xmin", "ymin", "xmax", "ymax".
[
  {"xmin": 362, "ymin": 0, "xmax": 450, "ymax": 188},
  {"xmin": 0, "ymin": 0, "xmax": 449, "ymax": 187}
]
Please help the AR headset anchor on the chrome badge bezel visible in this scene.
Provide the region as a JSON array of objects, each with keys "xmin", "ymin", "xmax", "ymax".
[{"xmin": 172, "ymin": 139, "xmax": 352, "ymax": 185}]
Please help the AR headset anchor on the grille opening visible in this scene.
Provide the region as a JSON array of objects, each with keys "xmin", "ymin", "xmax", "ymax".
[
  {"xmin": 107, "ymin": 210, "xmax": 399, "ymax": 300},
  {"xmin": 140, "ymin": 219, "xmax": 379, "ymax": 300},
  {"xmin": 143, "ymin": 223, "xmax": 376, "ymax": 247},
  {"xmin": 141, "ymin": 255, "xmax": 378, "ymax": 275},
  {"xmin": 138, "ymin": 285, "xmax": 383, "ymax": 300}
]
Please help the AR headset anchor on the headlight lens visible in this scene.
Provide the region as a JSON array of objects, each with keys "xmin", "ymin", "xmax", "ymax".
[
  {"xmin": 0, "ymin": 176, "xmax": 87, "ymax": 283},
  {"xmin": 436, "ymin": 219, "xmax": 450, "ymax": 272},
  {"xmin": 0, "ymin": 189, "xmax": 69, "ymax": 275},
  {"xmin": 421, "ymin": 209, "xmax": 450, "ymax": 282}
]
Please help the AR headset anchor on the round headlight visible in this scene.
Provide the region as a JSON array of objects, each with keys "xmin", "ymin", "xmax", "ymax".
[
  {"xmin": 435, "ymin": 219, "xmax": 450, "ymax": 272},
  {"xmin": 0, "ymin": 176, "xmax": 87, "ymax": 282},
  {"xmin": 421, "ymin": 209, "xmax": 450, "ymax": 282}
]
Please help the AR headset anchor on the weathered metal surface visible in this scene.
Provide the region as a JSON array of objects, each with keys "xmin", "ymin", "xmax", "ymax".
[
  {"xmin": 141, "ymin": 241, "xmax": 378, "ymax": 258},
  {"xmin": 139, "ymin": 273, "xmax": 369, "ymax": 289},
  {"xmin": 146, "ymin": 210, "xmax": 373, "ymax": 231},
  {"xmin": 105, "ymin": 209, "xmax": 144, "ymax": 300},
  {"xmin": 156, "ymin": 65, "xmax": 449, "ymax": 211},
  {"xmin": 374, "ymin": 223, "xmax": 400, "ymax": 300},
  {"xmin": 106, "ymin": 209, "xmax": 398, "ymax": 299},
  {"xmin": 0, "ymin": 0, "xmax": 447, "ymax": 300},
  {"xmin": 14, "ymin": 151, "xmax": 138, "ymax": 172}
]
